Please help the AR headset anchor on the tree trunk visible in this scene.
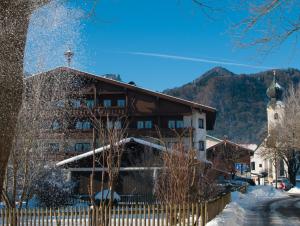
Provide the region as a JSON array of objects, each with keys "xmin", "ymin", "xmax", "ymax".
[
  {"xmin": 287, "ymin": 160, "xmax": 297, "ymax": 186},
  {"xmin": 0, "ymin": 2, "xmax": 30, "ymax": 197}
]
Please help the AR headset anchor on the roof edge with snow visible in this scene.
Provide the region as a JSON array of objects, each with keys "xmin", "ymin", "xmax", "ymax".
[{"xmin": 56, "ymin": 137, "xmax": 166, "ymax": 167}]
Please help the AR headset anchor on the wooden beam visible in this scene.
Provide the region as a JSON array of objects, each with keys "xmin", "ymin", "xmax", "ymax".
[{"xmin": 67, "ymin": 167, "xmax": 163, "ymax": 172}]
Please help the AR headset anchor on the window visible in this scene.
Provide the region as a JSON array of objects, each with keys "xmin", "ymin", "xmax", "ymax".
[
  {"xmin": 251, "ymin": 162, "xmax": 255, "ymax": 170},
  {"xmin": 198, "ymin": 118, "xmax": 204, "ymax": 129},
  {"xmin": 71, "ymin": 99, "xmax": 81, "ymax": 108},
  {"xmin": 168, "ymin": 120, "xmax": 176, "ymax": 129},
  {"xmin": 76, "ymin": 120, "xmax": 91, "ymax": 130},
  {"xmin": 176, "ymin": 120, "xmax": 184, "ymax": 128},
  {"xmin": 137, "ymin": 121, "xmax": 144, "ymax": 129},
  {"xmin": 107, "ymin": 121, "xmax": 113, "ymax": 129},
  {"xmin": 274, "ymin": 113, "xmax": 279, "ymax": 120},
  {"xmin": 103, "ymin": 99, "xmax": 111, "ymax": 108},
  {"xmin": 86, "ymin": 99, "xmax": 94, "ymax": 109},
  {"xmin": 259, "ymin": 164, "xmax": 262, "ymax": 168},
  {"xmin": 198, "ymin": 141, "xmax": 205, "ymax": 151},
  {"xmin": 75, "ymin": 121, "xmax": 83, "ymax": 130},
  {"xmin": 145, "ymin": 120, "xmax": 152, "ymax": 129},
  {"xmin": 82, "ymin": 121, "xmax": 91, "ymax": 130},
  {"xmin": 75, "ymin": 143, "xmax": 91, "ymax": 152},
  {"xmin": 51, "ymin": 120, "xmax": 60, "ymax": 130},
  {"xmin": 83, "ymin": 143, "xmax": 91, "ymax": 152},
  {"xmin": 114, "ymin": 120, "xmax": 122, "ymax": 129},
  {"xmin": 117, "ymin": 99, "xmax": 126, "ymax": 107},
  {"xmin": 49, "ymin": 143, "xmax": 59, "ymax": 152},
  {"xmin": 54, "ymin": 100, "xmax": 64, "ymax": 108}
]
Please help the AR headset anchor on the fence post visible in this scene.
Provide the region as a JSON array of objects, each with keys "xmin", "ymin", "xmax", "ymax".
[
  {"xmin": 118, "ymin": 205, "xmax": 121, "ymax": 226},
  {"xmin": 195, "ymin": 203, "xmax": 199, "ymax": 226}
]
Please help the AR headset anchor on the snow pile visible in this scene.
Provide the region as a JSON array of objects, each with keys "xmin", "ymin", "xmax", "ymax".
[
  {"xmin": 207, "ymin": 186, "xmax": 288, "ymax": 226},
  {"xmin": 287, "ymin": 187, "xmax": 300, "ymax": 195}
]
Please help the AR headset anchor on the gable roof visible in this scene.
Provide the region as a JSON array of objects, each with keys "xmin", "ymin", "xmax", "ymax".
[
  {"xmin": 56, "ymin": 137, "xmax": 212, "ymax": 167},
  {"xmin": 26, "ymin": 67, "xmax": 216, "ymax": 129},
  {"xmin": 56, "ymin": 137, "xmax": 165, "ymax": 167},
  {"xmin": 207, "ymin": 139, "xmax": 254, "ymax": 155}
]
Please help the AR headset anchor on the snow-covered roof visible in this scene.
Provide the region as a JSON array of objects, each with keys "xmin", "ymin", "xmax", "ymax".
[
  {"xmin": 56, "ymin": 137, "xmax": 165, "ymax": 167},
  {"xmin": 206, "ymin": 135, "xmax": 223, "ymax": 142},
  {"xmin": 57, "ymin": 137, "xmax": 212, "ymax": 167},
  {"xmin": 239, "ymin": 144, "xmax": 258, "ymax": 151}
]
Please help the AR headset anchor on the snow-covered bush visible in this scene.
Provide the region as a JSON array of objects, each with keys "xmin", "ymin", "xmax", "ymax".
[{"xmin": 32, "ymin": 168, "xmax": 75, "ymax": 207}]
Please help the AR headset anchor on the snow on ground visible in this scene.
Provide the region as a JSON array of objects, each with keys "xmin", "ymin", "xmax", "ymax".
[
  {"xmin": 207, "ymin": 186, "xmax": 288, "ymax": 226},
  {"xmin": 287, "ymin": 187, "xmax": 300, "ymax": 195}
]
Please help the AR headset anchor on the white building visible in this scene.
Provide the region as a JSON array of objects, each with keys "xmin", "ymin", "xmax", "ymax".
[{"xmin": 251, "ymin": 74, "xmax": 286, "ymax": 184}]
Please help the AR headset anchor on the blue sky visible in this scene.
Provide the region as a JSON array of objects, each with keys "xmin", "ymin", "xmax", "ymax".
[{"xmin": 25, "ymin": 0, "xmax": 300, "ymax": 91}]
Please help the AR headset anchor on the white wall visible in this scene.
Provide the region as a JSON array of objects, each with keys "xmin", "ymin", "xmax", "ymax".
[
  {"xmin": 184, "ymin": 111, "xmax": 207, "ymax": 160},
  {"xmin": 267, "ymin": 102, "xmax": 284, "ymax": 134}
]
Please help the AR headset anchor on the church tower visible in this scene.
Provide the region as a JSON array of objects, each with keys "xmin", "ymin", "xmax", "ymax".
[{"xmin": 266, "ymin": 71, "xmax": 284, "ymax": 134}]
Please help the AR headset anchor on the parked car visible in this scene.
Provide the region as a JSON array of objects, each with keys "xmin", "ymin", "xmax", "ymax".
[
  {"xmin": 272, "ymin": 178, "xmax": 294, "ymax": 191},
  {"xmin": 94, "ymin": 190, "xmax": 121, "ymax": 205}
]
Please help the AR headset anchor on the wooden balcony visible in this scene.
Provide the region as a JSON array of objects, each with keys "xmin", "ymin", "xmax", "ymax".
[
  {"xmin": 39, "ymin": 129, "xmax": 93, "ymax": 140},
  {"xmin": 127, "ymin": 127, "xmax": 194, "ymax": 138},
  {"xmin": 94, "ymin": 106, "xmax": 127, "ymax": 116},
  {"xmin": 39, "ymin": 127, "xmax": 194, "ymax": 140},
  {"xmin": 39, "ymin": 106, "xmax": 127, "ymax": 119}
]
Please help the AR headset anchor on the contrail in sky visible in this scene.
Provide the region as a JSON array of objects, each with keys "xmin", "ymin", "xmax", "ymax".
[{"xmin": 126, "ymin": 51, "xmax": 273, "ymax": 70}]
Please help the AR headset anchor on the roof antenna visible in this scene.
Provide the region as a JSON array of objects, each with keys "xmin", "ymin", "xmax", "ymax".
[
  {"xmin": 64, "ymin": 48, "xmax": 74, "ymax": 67},
  {"xmin": 273, "ymin": 69, "xmax": 276, "ymax": 82}
]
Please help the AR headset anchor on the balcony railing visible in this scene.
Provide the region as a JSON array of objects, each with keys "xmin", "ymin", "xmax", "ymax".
[
  {"xmin": 127, "ymin": 127, "xmax": 194, "ymax": 138},
  {"xmin": 40, "ymin": 106, "xmax": 127, "ymax": 118},
  {"xmin": 94, "ymin": 106, "xmax": 127, "ymax": 116}
]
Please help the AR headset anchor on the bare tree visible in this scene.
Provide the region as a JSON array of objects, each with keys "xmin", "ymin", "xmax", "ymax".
[
  {"xmin": 155, "ymin": 138, "xmax": 217, "ymax": 225},
  {"xmin": 84, "ymin": 113, "xmax": 127, "ymax": 226},
  {"xmin": 0, "ymin": 0, "xmax": 100, "ymax": 197},
  {"xmin": 1, "ymin": 68, "xmax": 76, "ymax": 208},
  {"xmin": 234, "ymin": 0, "xmax": 300, "ymax": 54},
  {"xmin": 156, "ymin": 139, "xmax": 216, "ymax": 204}
]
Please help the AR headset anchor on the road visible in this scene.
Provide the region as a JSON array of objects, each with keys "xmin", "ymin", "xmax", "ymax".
[{"xmin": 244, "ymin": 195, "xmax": 300, "ymax": 226}]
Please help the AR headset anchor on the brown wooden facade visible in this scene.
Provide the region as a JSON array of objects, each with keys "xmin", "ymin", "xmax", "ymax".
[
  {"xmin": 25, "ymin": 67, "xmax": 216, "ymax": 157},
  {"xmin": 206, "ymin": 140, "xmax": 254, "ymax": 177}
]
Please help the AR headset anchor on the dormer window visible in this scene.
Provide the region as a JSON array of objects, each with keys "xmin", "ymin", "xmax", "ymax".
[{"xmin": 103, "ymin": 99, "xmax": 111, "ymax": 108}]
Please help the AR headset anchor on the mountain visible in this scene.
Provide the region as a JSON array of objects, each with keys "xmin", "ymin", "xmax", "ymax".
[{"xmin": 164, "ymin": 67, "xmax": 300, "ymax": 144}]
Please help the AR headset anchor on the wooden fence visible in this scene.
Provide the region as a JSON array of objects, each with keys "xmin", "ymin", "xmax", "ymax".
[{"xmin": 0, "ymin": 193, "xmax": 231, "ymax": 226}]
